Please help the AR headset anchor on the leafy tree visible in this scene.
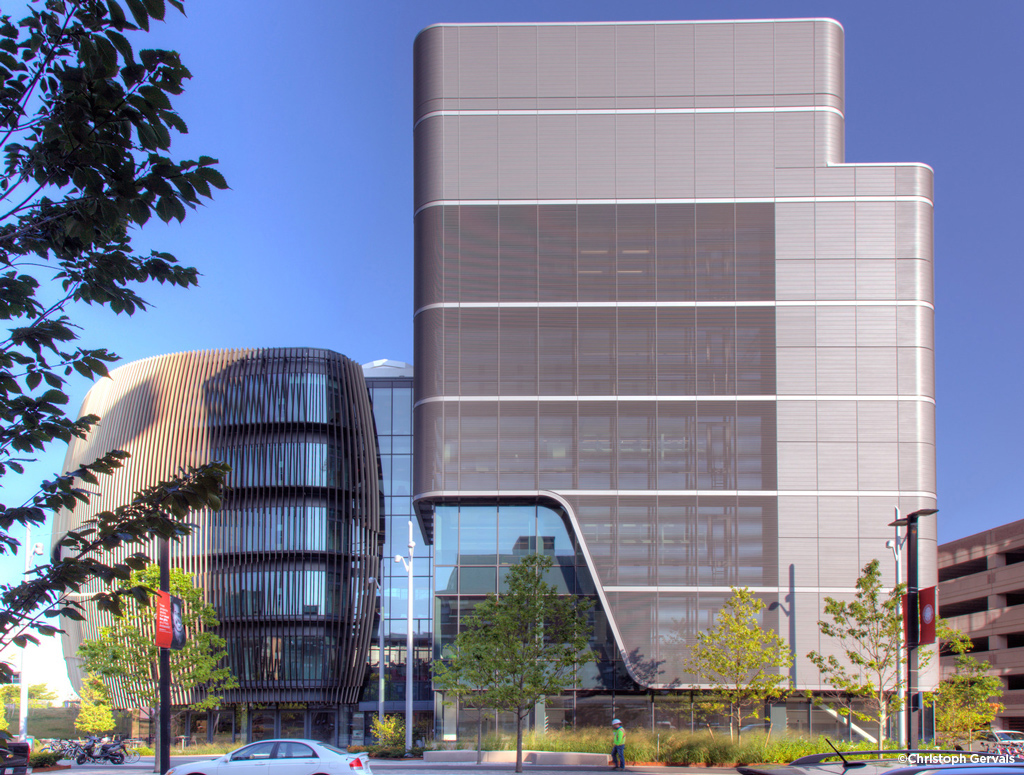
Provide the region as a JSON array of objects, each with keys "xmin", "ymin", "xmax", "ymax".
[
  {"xmin": 933, "ymin": 621, "xmax": 1003, "ymax": 748},
  {"xmin": 685, "ymin": 587, "xmax": 792, "ymax": 739},
  {"xmin": 808, "ymin": 559, "xmax": 905, "ymax": 746},
  {"xmin": 77, "ymin": 565, "xmax": 238, "ymax": 710},
  {"xmin": 432, "ymin": 554, "xmax": 593, "ymax": 774},
  {"xmin": 0, "ymin": 0, "xmax": 229, "ymax": 671},
  {"xmin": 0, "ymin": 681, "xmax": 57, "ymax": 709},
  {"xmin": 74, "ymin": 672, "xmax": 115, "ymax": 734}
]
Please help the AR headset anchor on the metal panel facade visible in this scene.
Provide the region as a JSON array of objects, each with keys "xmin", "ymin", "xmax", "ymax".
[{"xmin": 413, "ymin": 19, "xmax": 936, "ymax": 694}]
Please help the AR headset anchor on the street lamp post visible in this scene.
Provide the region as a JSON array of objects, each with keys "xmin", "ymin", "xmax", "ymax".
[
  {"xmin": 886, "ymin": 508, "xmax": 907, "ymax": 748},
  {"xmin": 369, "ymin": 577, "xmax": 385, "ymax": 727},
  {"xmin": 393, "ymin": 520, "xmax": 415, "ymax": 753},
  {"xmin": 888, "ymin": 507, "xmax": 938, "ymax": 750}
]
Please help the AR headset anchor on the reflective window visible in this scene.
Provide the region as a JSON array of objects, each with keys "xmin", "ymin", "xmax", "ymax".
[
  {"xmin": 233, "ymin": 742, "xmax": 275, "ymax": 760},
  {"xmin": 275, "ymin": 741, "xmax": 313, "ymax": 759}
]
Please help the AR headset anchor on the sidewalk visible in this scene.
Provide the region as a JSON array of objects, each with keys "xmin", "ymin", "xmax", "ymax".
[{"xmin": 53, "ymin": 756, "xmax": 738, "ymax": 775}]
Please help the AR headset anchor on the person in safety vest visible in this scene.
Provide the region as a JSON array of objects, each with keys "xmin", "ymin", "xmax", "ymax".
[{"xmin": 611, "ymin": 718, "xmax": 625, "ymax": 770}]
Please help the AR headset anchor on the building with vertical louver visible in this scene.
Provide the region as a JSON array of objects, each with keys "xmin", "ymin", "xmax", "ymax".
[
  {"xmin": 54, "ymin": 348, "xmax": 382, "ymax": 745},
  {"xmin": 413, "ymin": 19, "xmax": 937, "ymax": 735}
]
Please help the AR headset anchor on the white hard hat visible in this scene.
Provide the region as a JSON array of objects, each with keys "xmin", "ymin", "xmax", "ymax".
[{"xmin": 612, "ymin": 718, "xmax": 621, "ymax": 725}]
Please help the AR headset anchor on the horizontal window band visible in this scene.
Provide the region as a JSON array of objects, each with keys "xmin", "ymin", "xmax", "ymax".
[
  {"xmin": 415, "ymin": 395, "xmax": 936, "ymax": 406},
  {"xmin": 414, "ymin": 194, "xmax": 934, "ymax": 216},
  {"xmin": 604, "ymin": 586, "xmax": 864, "ymax": 595},
  {"xmin": 415, "ymin": 299, "xmax": 935, "ymax": 315},
  {"xmin": 413, "ymin": 104, "xmax": 844, "ymax": 130},
  {"xmin": 414, "ymin": 488, "xmax": 938, "ymax": 499}
]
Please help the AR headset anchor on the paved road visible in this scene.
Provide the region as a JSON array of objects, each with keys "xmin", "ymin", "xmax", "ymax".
[{"xmin": 56, "ymin": 756, "xmax": 733, "ymax": 775}]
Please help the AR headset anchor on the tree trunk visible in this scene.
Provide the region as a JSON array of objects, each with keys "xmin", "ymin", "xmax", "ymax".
[
  {"xmin": 515, "ymin": 712, "xmax": 524, "ymax": 774},
  {"xmin": 476, "ymin": 708, "xmax": 483, "ymax": 765},
  {"xmin": 878, "ymin": 695, "xmax": 887, "ymax": 758}
]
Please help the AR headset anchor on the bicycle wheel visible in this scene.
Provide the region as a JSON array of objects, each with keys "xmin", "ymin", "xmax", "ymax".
[{"xmin": 126, "ymin": 750, "xmax": 141, "ymax": 764}]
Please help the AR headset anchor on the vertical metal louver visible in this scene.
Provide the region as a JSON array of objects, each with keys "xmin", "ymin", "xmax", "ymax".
[{"xmin": 53, "ymin": 348, "xmax": 382, "ymax": 708}]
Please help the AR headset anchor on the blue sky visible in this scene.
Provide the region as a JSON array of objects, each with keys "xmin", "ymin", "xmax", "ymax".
[{"xmin": 1, "ymin": 0, "xmax": 1022, "ymax": 690}]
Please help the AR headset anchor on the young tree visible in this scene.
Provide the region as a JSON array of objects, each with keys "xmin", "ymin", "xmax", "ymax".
[
  {"xmin": 933, "ymin": 621, "xmax": 1004, "ymax": 749},
  {"xmin": 0, "ymin": 0, "xmax": 229, "ymax": 668},
  {"xmin": 77, "ymin": 565, "xmax": 237, "ymax": 710},
  {"xmin": 432, "ymin": 554, "xmax": 593, "ymax": 774},
  {"xmin": 75, "ymin": 672, "xmax": 116, "ymax": 735},
  {"xmin": 685, "ymin": 587, "xmax": 792, "ymax": 739},
  {"xmin": 808, "ymin": 559, "xmax": 904, "ymax": 746}
]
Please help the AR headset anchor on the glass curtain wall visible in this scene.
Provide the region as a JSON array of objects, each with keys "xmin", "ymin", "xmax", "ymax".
[{"xmin": 361, "ymin": 370, "xmax": 433, "ymax": 740}]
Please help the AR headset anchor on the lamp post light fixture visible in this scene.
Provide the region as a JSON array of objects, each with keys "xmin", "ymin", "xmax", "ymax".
[
  {"xmin": 393, "ymin": 520, "xmax": 415, "ymax": 754},
  {"xmin": 368, "ymin": 576, "xmax": 385, "ymax": 728},
  {"xmin": 886, "ymin": 509, "xmax": 908, "ymax": 748},
  {"xmin": 888, "ymin": 507, "xmax": 938, "ymax": 750}
]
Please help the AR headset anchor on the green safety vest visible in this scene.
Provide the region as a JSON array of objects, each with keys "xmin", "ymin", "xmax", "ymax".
[{"xmin": 613, "ymin": 727, "xmax": 625, "ymax": 746}]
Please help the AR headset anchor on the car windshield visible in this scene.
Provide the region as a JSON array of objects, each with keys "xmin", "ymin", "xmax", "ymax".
[{"xmin": 996, "ymin": 731, "xmax": 1024, "ymax": 740}]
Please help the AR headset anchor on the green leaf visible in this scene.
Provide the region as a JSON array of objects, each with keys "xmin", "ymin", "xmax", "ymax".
[
  {"xmin": 106, "ymin": 31, "xmax": 134, "ymax": 64},
  {"xmin": 196, "ymin": 167, "xmax": 228, "ymax": 190},
  {"xmin": 124, "ymin": 0, "xmax": 150, "ymax": 31}
]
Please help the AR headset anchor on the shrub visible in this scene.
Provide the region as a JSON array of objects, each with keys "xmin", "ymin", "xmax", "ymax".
[
  {"xmin": 346, "ymin": 745, "xmax": 367, "ymax": 753},
  {"xmin": 370, "ymin": 715, "xmax": 405, "ymax": 748},
  {"xmin": 29, "ymin": 752, "xmax": 61, "ymax": 768},
  {"xmin": 131, "ymin": 746, "xmax": 155, "ymax": 756}
]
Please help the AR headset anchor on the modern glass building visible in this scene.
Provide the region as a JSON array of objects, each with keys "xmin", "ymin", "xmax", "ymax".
[
  {"xmin": 357, "ymin": 360, "xmax": 433, "ymax": 742},
  {"xmin": 412, "ymin": 19, "xmax": 937, "ymax": 733},
  {"xmin": 54, "ymin": 348, "xmax": 383, "ymax": 745}
]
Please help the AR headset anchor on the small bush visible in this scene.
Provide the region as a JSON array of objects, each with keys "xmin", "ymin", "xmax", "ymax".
[
  {"xmin": 29, "ymin": 752, "xmax": 61, "ymax": 768},
  {"xmin": 367, "ymin": 745, "xmax": 423, "ymax": 759},
  {"xmin": 346, "ymin": 745, "xmax": 367, "ymax": 753},
  {"xmin": 131, "ymin": 746, "xmax": 154, "ymax": 756},
  {"xmin": 370, "ymin": 715, "xmax": 405, "ymax": 748}
]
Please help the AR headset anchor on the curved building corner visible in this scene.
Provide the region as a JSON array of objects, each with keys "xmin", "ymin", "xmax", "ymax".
[{"xmin": 54, "ymin": 348, "xmax": 383, "ymax": 745}]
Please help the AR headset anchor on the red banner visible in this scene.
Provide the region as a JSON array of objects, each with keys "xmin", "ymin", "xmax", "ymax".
[
  {"xmin": 919, "ymin": 586, "xmax": 937, "ymax": 645},
  {"xmin": 155, "ymin": 590, "xmax": 172, "ymax": 648}
]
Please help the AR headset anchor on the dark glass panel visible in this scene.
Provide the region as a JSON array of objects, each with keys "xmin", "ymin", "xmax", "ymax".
[
  {"xmin": 538, "ymin": 307, "xmax": 576, "ymax": 395},
  {"xmin": 538, "ymin": 205, "xmax": 577, "ymax": 302},
  {"xmin": 617, "ymin": 404, "xmax": 656, "ymax": 489},
  {"xmin": 499, "ymin": 308, "xmax": 538, "ymax": 395},
  {"xmin": 578, "ymin": 309, "xmax": 616, "ymax": 394},
  {"xmin": 578, "ymin": 204, "xmax": 616, "ymax": 301},
  {"xmin": 617, "ymin": 204, "xmax": 656, "ymax": 300},
  {"xmin": 459, "ymin": 308, "xmax": 499, "ymax": 395},
  {"xmin": 656, "ymin": 308, "xmax": 697, "ymax": 395},
  {"xmin": 578, "ymin": 406, "xmax": 615, "ymax": 489},
  {"xmin": 735, "ymin": 308, "xmax": 776, "ymax": 394},
  {"xmin": 617, "ymin": 307, "xmax": 657, "ymax": 395},
  {"xmin": 656, "ymin": 204, "xmax": 695, "ymax": 301},
  {"xmin": 735, "ymin": 202, "xmax": 775, "ymax": 301},
  {"xmin": 460, "ymin": 566, "xmax": 497, "ymax": 594},
  {"xmin": 696, "ymin": 308, "xmax": 736, "ymax": 395},
  {"xmin": 538, "ymin": 406, "xmax": 574, "ymax": 489},
  {"xmin": 695, "ymin": 203, "xmax": 735, "ymax": 301},
  {"xmin": 499, "ymin": 205, "xmax": 539, "ymax": 301},
  {"xmin": 459, "ymin": 206, "xmax": 499, "ymax": 302}
]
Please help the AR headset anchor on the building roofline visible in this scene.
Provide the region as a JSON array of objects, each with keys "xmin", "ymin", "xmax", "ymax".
[{"xmin": 416, "ymin": 17, "xmax": 843, "ymax": 42}]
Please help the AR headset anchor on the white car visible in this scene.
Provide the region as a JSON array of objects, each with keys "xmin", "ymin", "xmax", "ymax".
[{"xmin": 166, "ymin": 740, "xmax": 372, "ymax": 775}]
